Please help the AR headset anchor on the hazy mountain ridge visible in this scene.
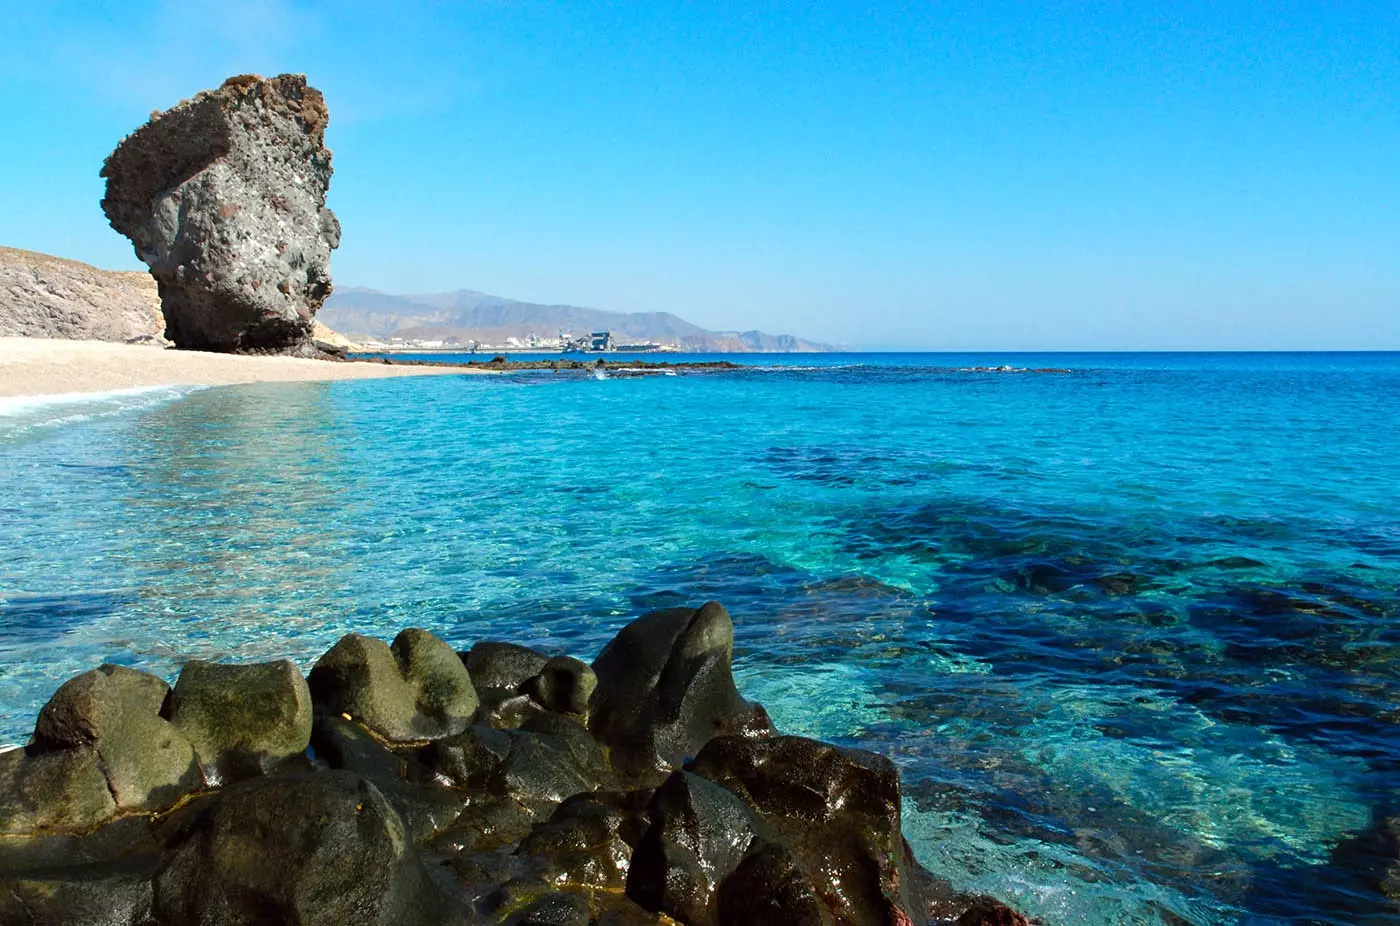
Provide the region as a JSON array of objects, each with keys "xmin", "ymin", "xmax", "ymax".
[{"xmin": 321, "ymin": 287, "xmax": 838, "ymax": 352}]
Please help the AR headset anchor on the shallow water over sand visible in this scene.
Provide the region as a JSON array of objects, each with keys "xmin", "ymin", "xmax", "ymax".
[{"xmin": 2, "ymin": 352, "xmax": 1398, "ymax": 924}]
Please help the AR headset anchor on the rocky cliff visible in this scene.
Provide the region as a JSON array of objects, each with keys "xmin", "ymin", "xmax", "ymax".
[
  {"xmin": 0, "ymin": 246, "xmax": 164, "ymax": 342},
  {"xmin": 101, "ymin": 74, "xmax": 340, "ymax": 354}
]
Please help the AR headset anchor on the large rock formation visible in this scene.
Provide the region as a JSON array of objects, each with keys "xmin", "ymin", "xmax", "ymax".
[
  {"xmin": 0, "ymin": 246, "xmax": 164, "ymax": 342},
  {"xmin": 101, "ymin": 74, "xmax": 341, "ymax": 354},
  {"xmin": 0, "ymin": 605, "xmax": 1033, "ymax": 926}
]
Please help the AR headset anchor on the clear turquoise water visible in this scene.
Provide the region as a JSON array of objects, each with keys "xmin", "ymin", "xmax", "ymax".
[{"xmin": 2, "ymin": 352, "xmax": 1398, "ymax": 925}]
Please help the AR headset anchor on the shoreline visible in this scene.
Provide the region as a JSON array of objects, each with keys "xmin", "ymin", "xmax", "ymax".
[{"xmin": 0, "ymin": 337, "xmax": 480, "ymax": 399}]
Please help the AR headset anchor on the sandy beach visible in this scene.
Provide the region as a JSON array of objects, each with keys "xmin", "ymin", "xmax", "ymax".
[{"xmin": 0, "ymin": 337, "xmax": 473, "ymax": 399}]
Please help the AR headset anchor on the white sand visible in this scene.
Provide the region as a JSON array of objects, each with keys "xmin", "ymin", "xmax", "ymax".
[{"xmin": 0, "ymin": 338, "xmax": 475, "ymax": 399}]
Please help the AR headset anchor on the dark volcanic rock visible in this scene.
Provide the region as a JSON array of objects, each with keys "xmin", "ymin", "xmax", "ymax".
[
  {"xmin": 308, "ymin": 629, "xmax": 479, "ymax": 742},
  {"xmin": 716, "ymin": 841, "xmax": 829, "ymax": 926},
  {"xmin": 590, "ymin": 602, "xmax": 773, "ymax": 780},
  {"xmin": 527, "ymin": 655, "xmax": 597, "ymax": 717},
  {"xmin": 0, "ymin": 604, "xmax": 1034, "ymax": 925},
  {"xmin": 689, "ymin": 734, "xmax": 936, "ymax": 926},
  {"xmin": 154, "ymin": 770, "xmax": 469, "ymax": 926},
  {"xmin": 166, "ymin": 659, "xmax": 313, "ymax": 784},
  {"xmin": 466, "ymin": 643, "xmax": 598, "ymax": 721},
  {"xmin": 30, "ymin": 664, "xmax": 201, "ymax": 815},
  {"xmin": 0, "ymin": 867, "xmax": 155, "ymax": 926},
  {"xmin": 101, "ymin": 73, "xmax": 340, "ymax": 353},
  {"xmin": 626, "ymin": 771, "xmax": 759, "ymax": 925},
  {"xmin": 466, "ymin": 641, "xmax": 551, "ymax": 691}
]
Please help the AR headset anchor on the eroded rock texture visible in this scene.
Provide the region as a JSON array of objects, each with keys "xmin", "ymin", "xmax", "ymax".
[
  {"xmin": 101, "ymin": 74, "xmax": 340, "ymax": 353},
  {"xmin": 0, "ymin": 606, "xmax": 1034, "ymax": 926}
]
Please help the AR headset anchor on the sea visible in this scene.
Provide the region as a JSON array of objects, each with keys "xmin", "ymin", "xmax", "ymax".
[{"xmin": 1, "ymin": 351, "xmax": 1397, "ymax": 925}]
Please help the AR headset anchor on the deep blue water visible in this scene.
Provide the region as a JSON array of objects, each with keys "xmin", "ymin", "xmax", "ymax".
[{"xmin": 1, "ymin": 352, "xmax": 1398, "ymax": 925}]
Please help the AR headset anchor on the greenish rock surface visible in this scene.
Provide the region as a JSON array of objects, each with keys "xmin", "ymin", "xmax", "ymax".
[
  {"xmin": 32, "ymin": 664, "xmax": 201, "ymax": 813},
  {"xmin": 308, "ymin": 629, "xmax": 478, "ymax": 742},
  {"xmin": 0, "ymin": 747, "xmax": 117, "ymax": 835},
  {"xmin": 167, "ymin": 658, "xmax": 313, "ymax": 784},
  {"xmin": 153, "ymin": 770, "xmax": 469, "ymax": 926}
]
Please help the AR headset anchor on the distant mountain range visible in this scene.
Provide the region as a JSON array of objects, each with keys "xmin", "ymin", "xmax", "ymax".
[{"xmin": 320, "ymin": 287, "xmax": 839, "ymax": 353}]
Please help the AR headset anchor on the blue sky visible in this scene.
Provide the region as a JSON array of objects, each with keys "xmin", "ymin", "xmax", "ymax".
[{"xmin": 3, "ymin": 2, "xmax": 1397, "ymax": 349}]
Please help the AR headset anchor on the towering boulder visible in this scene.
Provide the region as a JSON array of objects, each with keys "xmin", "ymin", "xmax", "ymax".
[{"xmin": 101, "ymin": 74, "xmax": 340, "ymax": 354}]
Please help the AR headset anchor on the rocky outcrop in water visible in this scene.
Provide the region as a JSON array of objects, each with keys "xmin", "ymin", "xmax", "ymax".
[
  {"xmin": 0, "ymin": 602, "xmax": 1031, "ymax": 925},
  {"xmin": 0, "ymin": 246, "xmax": 164, "ymax": 342},
  {"xmin": 101, "ymin": 74, "xmax": 340, "ymax": 354}
]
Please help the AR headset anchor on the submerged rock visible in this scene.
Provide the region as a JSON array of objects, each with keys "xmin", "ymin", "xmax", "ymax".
[{"xmin": 101, "ymin": 73, "xmax": 340, "ymax": 353}]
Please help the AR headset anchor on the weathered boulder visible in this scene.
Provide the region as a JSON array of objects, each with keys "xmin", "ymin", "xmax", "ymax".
[
  {"xmin": 625, "ymin": 771, "xmax": 760, "ymax": 925},
  {"xmin": 0, "ymin": 868, "xmax": 155, "ymax": 926},
  {"xmin": 308, "ymin": 629, "xmax": 478, "ymax": 742},
  {"xmin": 416, "ymin": 715, "xmax": 610, "ymax": 819},
  {"xmin": 715, "ymin": 841, "xmax": 829, "ymax": 926},
  {"xmin": 466, "ymin": 643, "xmax": 597, "ymax": 721},
  {"xmin": 153, "ymin": 771, "xmax": 469, "ymax": 926},
  {"xmin": 101, "ymin": 73, "xmax": 340, "ymax": 353},
  {"xmin": 30, "ymin": 664, "xmax": 201, "ymax": 814},
  {"xmin": 515, "ymin": 791, "xmax": 650, "ymax": 892},
  {"xmin": 527, "ymin": 655, "xmax": 597, "ymax": 717},
  {"xmin": 689, "ymin": 734, "xmax": 935, "ymax": 926},
  {"xmin": 0, "ymin": 747, "xmax": 116, "ymax": 835},
  {"xmin": 590, "ymin": 602, "xmax": 773, "ymax": 780},
  {"xmin": 0, "ymin": 608, "xmax": 1034, "ymax": 926},
  {"xmin": 466, "ymin": 641, "xmax": 551, "ymax": 691},
  {"xmin": 166, "ymin": 659, "xmax": 312, "ymax": 784}
]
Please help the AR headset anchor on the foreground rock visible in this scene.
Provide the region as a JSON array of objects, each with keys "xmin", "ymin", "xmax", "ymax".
[
  {"xmin": 0, "ymin": 246, "xmax": 164, "ymax": 342},
  {"xmin": 0, "ymin": 602, "xmax": 1031, "ymax": 925},
  {"xmin": 101, "ymin": 74, "xmax": 340, "ymax": 354}
]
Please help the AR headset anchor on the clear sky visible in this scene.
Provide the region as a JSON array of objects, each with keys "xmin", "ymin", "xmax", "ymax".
[{"xmin": 3, "ymin": 2, "xmax": 1397, "ymax": 349}]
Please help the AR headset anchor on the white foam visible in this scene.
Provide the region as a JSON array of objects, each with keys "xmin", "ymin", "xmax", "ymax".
[{"xmin": 0, "ymin": 385, "xmax": 187, "ymax": 416}]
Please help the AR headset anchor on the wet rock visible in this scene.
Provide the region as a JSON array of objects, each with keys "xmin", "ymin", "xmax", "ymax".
[
  {"xmin": 626, "ymin": 771, "xmax": 760, "ymax": 925},
  {"xmin": 313, "ymin": 715, "xmax": 406, "ymax": 783},
  {"xmin": 153, "ymin": 770, "xmax": 469, "ymax": 926},
  {"xmin": 955, "ymin": 897, "xmax": 1036, "ymax": 925},
  {"xmin": 480, "ymin": 691, "xmax": 548, "ymax": 730},
  {"xmin": 716, "ymin": 841, "xmax": 829, "ymax": 926},
  {"xmin": 416, "ymin": 718, "xmax": 609, "ymax": 818},
  {"xmin": 467, "ymin": 643, "xmax": 596, "ymax": 720},
  {"xmin": 466, "ymin": 641, "xmax": 550, "ymax": 691},
  {"xmin": 100, "ymin": 74, "xmax": 340, "ymax": 353},
  {"xmin": 0, "ymin": 867, "xmax": 154, "ymax": 926},
  {"xmin": 509, "ymin": 891, "xmax": 592, "ymax": 925},
  {"xmin": 166, "ymin": 659, "xmax": 312, "ymax": 784},
  {"xmin": 526, "ymin": 655, "xmax": 597, "ymax": 717},
  {"xmin": 498, "ymin": 726, "xmax": 602, "ymax": 814},
  {"xmin": 309, "ymin": 629, "xmax": 478, "ymax": 742},
  {"xmin": 311, "ymin": 717, "xmax": 468, "ymax": 843},
  {"xmin": 689, "ymin": 734, "xmax": 934, "ymax": 925},
  {"xmin": 31, "ymin": 664, "xmax": 201, "ymax": 814},
  {"xmin": 515, "ymin": 791, "xmax": 649, "ymax": 891},
  {"xmin": 415, "ymin": 723, "xmax": 514, "ymax": 790},
  {"xmin": 0, "ymin": 747, "xmax": 116, "ymax": 835},
  {"xmin": 590, "ymin": 602, "xmax": 773, "ymax": 780}
]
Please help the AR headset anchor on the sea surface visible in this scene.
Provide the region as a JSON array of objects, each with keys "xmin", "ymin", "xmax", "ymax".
[{"xmin": 1, "ymin": 352, "xmax": 1398, "ymax": 925}]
